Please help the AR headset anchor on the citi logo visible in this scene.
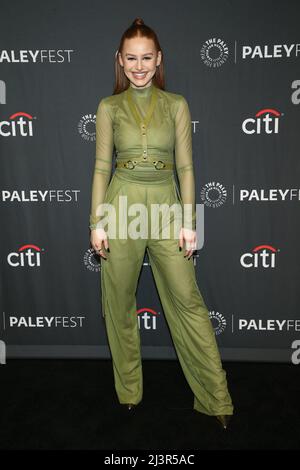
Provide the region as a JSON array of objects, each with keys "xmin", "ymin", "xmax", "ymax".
[
  {"xmin": 7, "ymin": 244, "xmax": 44, "ymax": 267},
  {"xmin": 242, "ymin": 108, "xmax": 282, "ymax": 134},
  {"xmin": 240, "ymin": 244, "xmax": 279, "ymax": 269},
  {"xmin": 137, "ymin": 308, "xmax": 159, "ymax": 330},
  {"xmin": 0, "ymin": 112, "xmax": 35, "ymax": 137}
]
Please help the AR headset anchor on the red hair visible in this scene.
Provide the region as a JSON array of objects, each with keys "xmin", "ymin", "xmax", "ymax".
[{"xmin": 113, "ymin": 17, "xmax": 165, "ymax": 95}]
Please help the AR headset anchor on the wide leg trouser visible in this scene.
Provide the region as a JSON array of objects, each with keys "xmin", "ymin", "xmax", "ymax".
[{"xmin": 100, "ymin": 170, "xmax": 234, "ymax": 416}]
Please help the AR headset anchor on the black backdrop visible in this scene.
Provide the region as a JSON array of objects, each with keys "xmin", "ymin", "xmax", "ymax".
[{"xmin": 0, "ymin": 0, "xmax": 299, "ymax": 362}]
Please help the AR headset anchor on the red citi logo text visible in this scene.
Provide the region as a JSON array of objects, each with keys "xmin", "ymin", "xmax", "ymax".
[
  {"xmin": 7, "ymin": 244, "xmax": 43, "ymax": 267},
  {"xmin": 240, "ymin": 244, "xmax": 279, "ymax": 268},
  {"xmin": 0, "ymin": 112, "xmax": 34, "ymax": 137},
  {"xmin": 137, "ymin": 308, "xmax": 158, "ymax": 330},
  {"xmin": 242, "ymin": 108, "xmax": 281, "ymax": 134}
]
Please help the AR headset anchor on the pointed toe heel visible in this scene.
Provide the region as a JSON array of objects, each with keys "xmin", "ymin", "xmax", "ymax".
[
  {"xmin": 127, "ymin": 403, "xmax": 136, "ymax": 410},
  {"xmin": 122, "ymin": 403, "xmax": 137, "ymax": 411},
  {"xmin": 216, "ymin": 414, "xmax": 232, "ymax": 430}
]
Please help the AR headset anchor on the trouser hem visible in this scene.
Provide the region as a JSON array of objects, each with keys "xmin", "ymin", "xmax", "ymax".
[{"xmin": 193, "ymin": 400, "xmax": 234, "ymax": 416}]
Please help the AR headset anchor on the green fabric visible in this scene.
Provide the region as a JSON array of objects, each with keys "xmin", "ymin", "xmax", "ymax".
[
  {"xmin": 89, "ymin": 81, "xmax": 196, "ymax": 230},
  {"xmin": 90, "ymin": 81, "xmax": 234, "ymax": 416},
  {"xmin": 99, "ymin": 171, "xmax": 234, "ymax": 415}
]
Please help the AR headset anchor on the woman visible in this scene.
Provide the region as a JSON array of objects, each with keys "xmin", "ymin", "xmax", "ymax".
[{"xmin": 89, "ymin": 17, "xmax": 234, "ymax": 430}]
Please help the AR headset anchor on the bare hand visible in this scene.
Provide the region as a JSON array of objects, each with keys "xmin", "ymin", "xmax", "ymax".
[
  {"xmin": 178, "ymin": 227, "xmax": 197, "ymax": 259},
  {"xmin": 90, "ymin": 227, "xmax": 109, "ymax": 259}
]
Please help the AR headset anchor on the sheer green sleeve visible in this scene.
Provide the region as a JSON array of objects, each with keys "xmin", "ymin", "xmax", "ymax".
[
  {"xmin": 89, "ymin": 99, "xmax": 114, "ymax": 230},
  {"xmin": 174, "ymin": 96, "xmax": 196, "ymax": 230}
]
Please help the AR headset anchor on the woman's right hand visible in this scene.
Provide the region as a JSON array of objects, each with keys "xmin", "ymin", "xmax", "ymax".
[{"xmin": 90, "ymin": 227, "xmax": 109, "ymax": 259}]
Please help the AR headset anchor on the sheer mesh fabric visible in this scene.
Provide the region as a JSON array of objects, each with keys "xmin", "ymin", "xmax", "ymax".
[
  {"xmin": 174, "ymin": 97, "xmax": 196, "ymax": 230},
  {"xmin": 89, "ymin": 99, "xmax": 113, "ymax": 229},
  {"xmin": 89, "ymin": 89, "xmax": 196, "ymax": 230}
]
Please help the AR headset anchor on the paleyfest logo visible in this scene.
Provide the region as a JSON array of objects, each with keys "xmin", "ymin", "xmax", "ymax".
[{"xmin": 200, "ymin": 38, "xmax": 229, "ymax": 68}]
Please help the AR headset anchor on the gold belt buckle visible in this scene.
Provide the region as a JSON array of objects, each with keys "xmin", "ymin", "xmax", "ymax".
[
  {"xmin": 125, "ymin": 160, "xmax": 136, "ymax": 169},
  {"xmin": 153, "ymin": 160, "xmax": 165, "ymax": 170}
]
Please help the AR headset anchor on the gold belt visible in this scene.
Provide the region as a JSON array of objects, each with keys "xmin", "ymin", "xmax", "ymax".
[{"xmin": 115, "ymin": 155, "xmax": 174, "ymax": 170}]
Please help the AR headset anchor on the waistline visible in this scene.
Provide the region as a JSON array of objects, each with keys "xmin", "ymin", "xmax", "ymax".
[{"xmin": 114, "ymin": 169, "xmax": 176, "ymax": 185}]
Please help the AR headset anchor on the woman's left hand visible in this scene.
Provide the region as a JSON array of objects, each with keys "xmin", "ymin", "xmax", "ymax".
[{"xmin": 179, "ymin": 227, "xmax": 197, "ymax": 259}]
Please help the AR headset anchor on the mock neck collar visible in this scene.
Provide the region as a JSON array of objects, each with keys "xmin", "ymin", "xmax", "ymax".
[{"xmin": 128, "ymin": 81, "xmax": 154, "ymax": 97}]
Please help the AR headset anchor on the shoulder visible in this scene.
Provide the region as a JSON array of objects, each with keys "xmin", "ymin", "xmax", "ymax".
[
  {"xmin": 157, "ymin": 88, "xmax": 189, "ymax": 115},
  {"xmin": 95, "ymin": 93, "xmax": 121, "ymax": 120}
]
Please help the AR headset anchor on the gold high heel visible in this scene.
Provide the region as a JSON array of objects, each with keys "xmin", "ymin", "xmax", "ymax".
[{"xmin": 216, "ymin": 415, "xmax": 232, "ymax": 429}]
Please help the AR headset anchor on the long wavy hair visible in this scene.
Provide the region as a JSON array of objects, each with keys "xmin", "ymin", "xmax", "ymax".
[{"xmin": 113, "ymin": 17, "xmax": 165, "ymax": 95}]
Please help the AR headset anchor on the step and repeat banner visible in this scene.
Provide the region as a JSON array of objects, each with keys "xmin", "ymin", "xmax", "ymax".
[{"xmin": 0, "ymin": 0, "xmax": 299, "ymax": 363}]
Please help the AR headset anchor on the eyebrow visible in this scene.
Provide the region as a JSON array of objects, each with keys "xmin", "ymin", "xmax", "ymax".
[{"xmin": 125, "ymin": 52, "xmax": 154, "ymax": 56}]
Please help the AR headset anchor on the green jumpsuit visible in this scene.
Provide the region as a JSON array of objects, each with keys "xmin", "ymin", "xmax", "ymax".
[{"xmin": 89, "ymin": 81, "xmax": 234, "ymax": 416}]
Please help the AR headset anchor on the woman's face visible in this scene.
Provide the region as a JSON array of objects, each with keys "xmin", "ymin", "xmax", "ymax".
[{"xmin": 118, "ymin": 37, "xmax": 161, "ymax": 89}]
